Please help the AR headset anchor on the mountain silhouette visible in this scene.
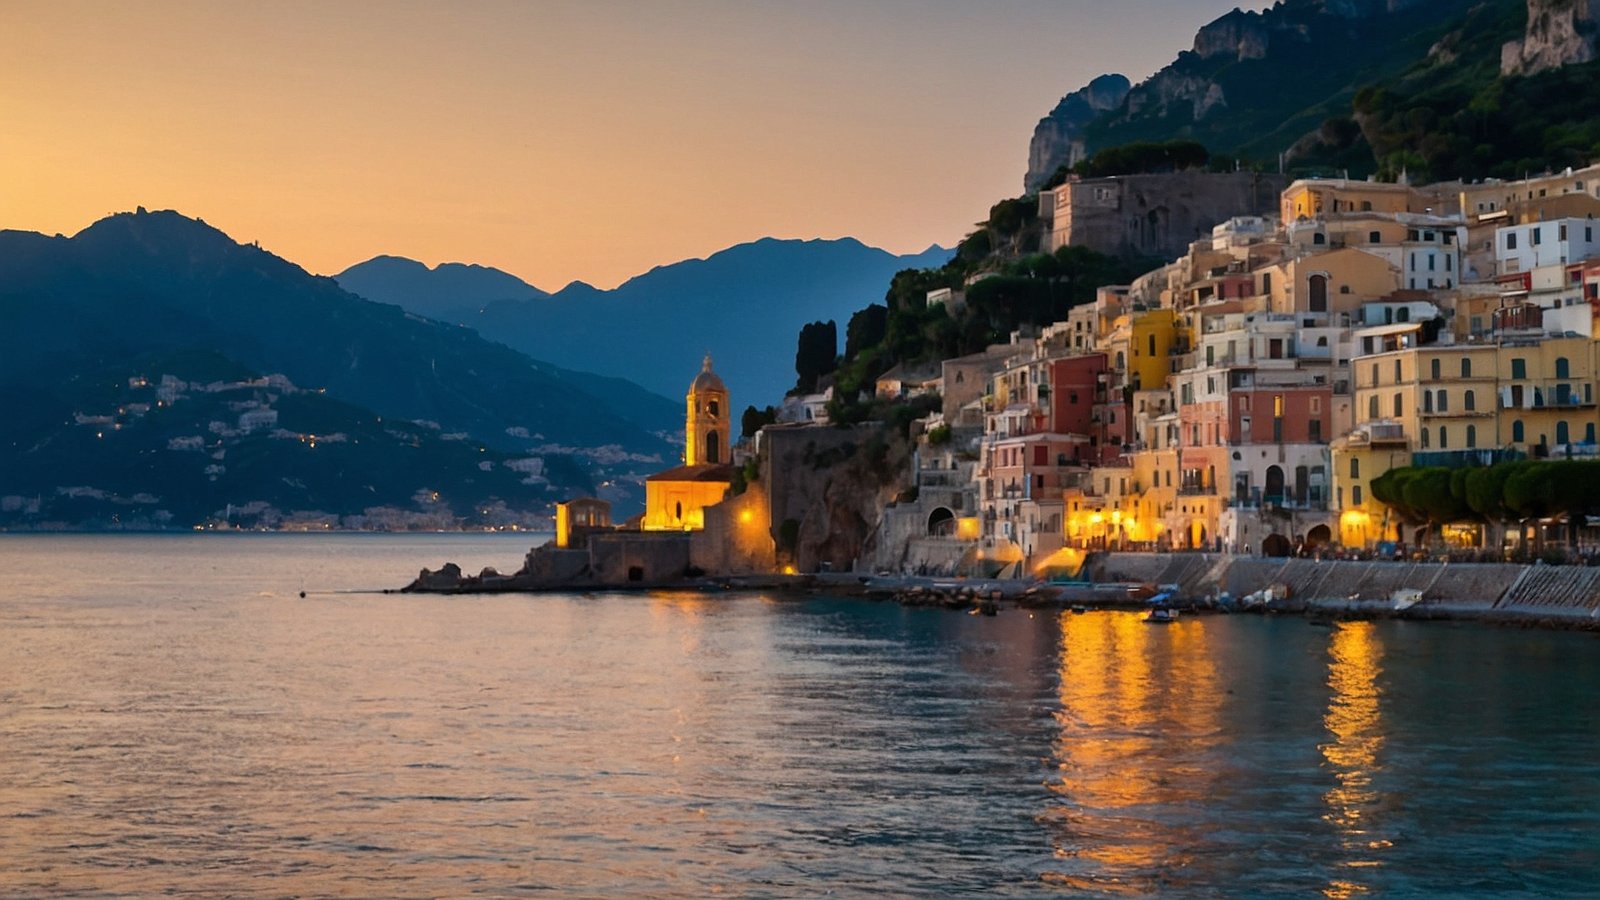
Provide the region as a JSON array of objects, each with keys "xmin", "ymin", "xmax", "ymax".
[{"xmin": 337, "ymin": 237, "xmax": 953, "ymax": 404}]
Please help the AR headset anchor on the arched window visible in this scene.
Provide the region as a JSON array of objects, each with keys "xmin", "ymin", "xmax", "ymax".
[
  {"xmin": 1556, "ymin": 357, "xmax": 1571, "ymax": 378},
  {"xmin": 708, "ymin": 399, "xmax": 719, "ymax": 417},
  {"xmin": 704, "ymin": 430, "xmax": 720, "ymax": 464},
  {"xmin": 1350, "ymin": 458, "xmax": 1360, "ymax": 478},
  {"xmin": 1464, "ymin": 390, "xmax": 1475, "ymax": 411},
  {"xmin": 674, "ymin": 501, "xmax": 683, "ymax": 521},
  {"xmin": 1423, "ymin": 391, "xmax": 1433, "ymax": 413},
  {"xmin": 1513, "ymin": 420, "xmax": 1525, "ymax": 442},
  {"xmin": 1462, "ymin": 358, "xmax": 1472, "ymax": 378},
  {"xmin": 1557, "ymin": 421, "xmax": 1571, "ymax": 444},
  {"xmin": 1466, "ymin": 424, "xmax": 1476, "ymax": 448},
  {"xmin": 1437, "ymin": 389, "xmax": 1448, "ymax": 412},
  {"xmin": 1439, "ymin": 426, "xmax": 1448, "ymax": 449},
  {"xmin": 1420, "ymin": 427, "xmax": 1430, "ymax": 448}
]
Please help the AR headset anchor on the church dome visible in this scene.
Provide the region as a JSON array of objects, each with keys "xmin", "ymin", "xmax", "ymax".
[{"xmin": 690, "ymin": 353, "xmax": 726, "ymax": 393}]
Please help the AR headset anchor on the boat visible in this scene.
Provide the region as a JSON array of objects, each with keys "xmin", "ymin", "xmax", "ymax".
[
  {"xmin": 1070, "ymin": 604, "xmax": 1089, "ymax": 615},
  {"xmin": 1390, "ymin": 588, "xmax": 1423, "ymax": 611},
  {"xmin": 1144, "ymin": 607, "xmax": 1179, "ymax": 624}
]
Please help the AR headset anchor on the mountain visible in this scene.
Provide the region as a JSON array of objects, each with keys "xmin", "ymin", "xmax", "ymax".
[
  {"xmin": 336, "ymin": 238, "xmax": 954, "ymax": 406},
  {"xmin": 336, "ymin": 255, "xmax": 549, "ymax": 324},
  {"xmin": 1022, "ymin": 0, "xmax": 1600, "ymax": 187},
  {"xmin": 0, "ymin": 209, "xmax": 679, "ymax": 529},
  {"xmin": 1023, "ymin": 74, "xmax": 1131, "ymax": 192}
]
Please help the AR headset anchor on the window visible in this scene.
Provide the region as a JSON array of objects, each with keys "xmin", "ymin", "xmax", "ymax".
[
  {"xmin": 1560, "ymin": 223, "xmax": 1568, "ymax": 241},
  {"xmin": 1533, "ymin": 226, "xmax": 1542, "ymax": 246},
  {"xmin": 1313, "ymin": 232, "xmax": 1326, "ymax": 245},
  {"xmin": 1148, "ymin": 334, "xmax": 1156, "ymax": 356},
  {"xmin": 1371, "ymin": 363, "xmax": 1379, "ymax": 386},
  {"xmin": 1465, "ymin": 390, "xmax": 1475, "ymax": 411},
  {"xmin": 1395, "ymin": 360, "xmax": 1402, "ymax": 382},
  {"xmin": 1512, "ymin": 358, "xmax": 1527, "ymax": 379},
  {"xmin": 1513, "ymin": 420, "xmax": 1525, "ymax": 442},
  {"xmin": 1310, "ymin": 419, "xmax": 1322, "ymax": 442},
  {"xmin": 1421, "ymin": 427, "xmax": 1429, "ymax": 448},
  {"xmin": 1368, "ymin": 396, "xmax": 1379, "ymax": 419},
  {"xmin": 708, "ymin": 400, "xmax": 719, "ymax": 417},
  {"xmin": 1310, "ymin": 396, "xmax": 1321, "ymax": 414},
  {"xmin": 1423, "ymin": 391, "xmax": 1433, "ymax": 413},
  {"xmin": 1558, "ymin": 421, "xmax": 1571, "ymax": 445},
  {"xmin": 1466, "ymin": 424, "xmax": 1476, "ymax": 448},
  {"xmin": 1431, "ymin": 359, "xmax": 1441, "ymax": 380},
  {"xmin": 1437, "ymin": 390, "xmax": 1448, "ymax": 412},
  {"xmin": 1370, "ymin": 231, "xmax": 1381, "ymax": 243},
  {"xmin": 1556, "ymin": 357, "xmax": 1571, "ymax": 378},
  {"xmin": 1350, "ymin": 458, "xmax": 1360, "ymax": 478},
  {"xmin": 1439, "ymin": 426, "xmax": 1448, "ymax": 449},
  {"xmin": 1352, "ymin": 485, "xmax": 1363, "ymax": 506},
  {"xmin": 1507, "ymin": 232, "xmax": 1518, "ymax": 250},
  {"xmin": 1462, "ymin": 358, "xmax": 1472, "ymax": 378},
  {"xmin": 1393, "ymin": 394, "xmax": 1403, "ymax": 417}
]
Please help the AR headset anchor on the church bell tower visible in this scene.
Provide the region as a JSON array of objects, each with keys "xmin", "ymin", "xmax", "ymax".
[{"xmin": 685, "ymin": 354, "xmax": 730, "ymax": 466}]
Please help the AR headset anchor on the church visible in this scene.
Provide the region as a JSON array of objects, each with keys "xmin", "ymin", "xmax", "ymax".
[{"xmin": 640, "ymin": 354, "xmax": 734, "ymax": 531}]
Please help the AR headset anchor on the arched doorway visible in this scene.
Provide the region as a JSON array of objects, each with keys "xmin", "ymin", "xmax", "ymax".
[
  {"xmin": 1189, "ymin": 520, "xmax": 1207, "ymax": 550},
  {"xmin": 704, "ymin": 430, "xmax": 720, "ymax": 464},
  {"xmin": 1305, "ymin": 524, "xmax": 1332, "ymax": 552},
  {"xmin": 927, "ymin": 507, "xmax": 955, "ymax": 537},
  {"xmin": 1264, "ymin": 465, "xmax": 1285, "ymax": 505},
  {"xmin": 1262, "ymin": 533, "xmax": 1292, "ymax": 557},
  {"xmin": 1308, "ymin": 274, "xmax": 1328, "ymax": 312}
]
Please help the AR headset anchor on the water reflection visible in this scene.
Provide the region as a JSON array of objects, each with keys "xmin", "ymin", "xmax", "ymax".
[
  {"xmin": 1041, "ymin": 612, "xmax": 1223, "ymax": 892},
  {"xmin": 1320, "ymin": 621, "xmax": 1390, "ymax": 898}
]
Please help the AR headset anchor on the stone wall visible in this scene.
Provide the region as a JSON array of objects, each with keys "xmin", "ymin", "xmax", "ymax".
[
  {"xmin": 588, "ymin": 532, "xmax": 692, "ymax": 585},
  {"xmin": 1093, "ymin": 552, "xmax": 1600, "ymax": 618},
  {"xmin": 1049, "ymin": 172, "xmax": 1288, "ymax": 263}
]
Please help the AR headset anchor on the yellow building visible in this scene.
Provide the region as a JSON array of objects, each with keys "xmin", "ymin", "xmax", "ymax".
[
  {"xmin": 1127, "ymin": 308, "xmax": 1178, "ymax": 393},
  {"xmin": 1330, "ymin": 422, "xmax": 1409, "ymax": 547},
  {"xmin": 642, "ymin": 356, "xmax": 734, "ymax": 531},
  {"xmin": 1351, "ymin": 337, "xmax": 1599, "ymax": 457}
]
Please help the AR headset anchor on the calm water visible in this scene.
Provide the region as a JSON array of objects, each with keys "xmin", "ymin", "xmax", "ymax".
[{"xmin": 2, "ymin": 535, "xmax": 1598, "ymax": 897}]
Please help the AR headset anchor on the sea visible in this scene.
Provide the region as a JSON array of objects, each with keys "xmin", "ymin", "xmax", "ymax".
[{"xmin": 2, "ymin": 533, "xmax": 1598, "ymax": 897}]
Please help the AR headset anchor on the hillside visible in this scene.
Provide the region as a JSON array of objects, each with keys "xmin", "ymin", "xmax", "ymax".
[
  {"xmin": 1024, "ymin": 0, "xmax": 1600, "ymax": 187},
  {"xmin": 337, "ymin": 238, "xmax": 953, "ymax": 405},
  {"xmin": 0, "ymin": 210, "xmax": 679, "ymax": 528}
]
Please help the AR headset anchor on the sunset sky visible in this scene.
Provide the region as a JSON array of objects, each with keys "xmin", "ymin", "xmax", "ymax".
[{"xmin": 3, "ymin": 1, "xmax": 1268, "ymax": 290}]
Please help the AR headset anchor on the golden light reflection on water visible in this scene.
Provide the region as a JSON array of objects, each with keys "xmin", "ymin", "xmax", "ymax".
[
  {"xmin": 1320, "ymin": 621, "xmax": 1391, "ymax": 898},
  {"xmin": 1043, "ymin": 611, "xmax": 1222, "ymax": 891}
]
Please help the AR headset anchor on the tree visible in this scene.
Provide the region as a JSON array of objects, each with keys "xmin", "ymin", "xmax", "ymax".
[
  {"xmin": 741, "ymin": 404, "xmax": 776, "ymax": 438},
  {"xmin": 844, "ymin": 305, "xmax": 888, "ymax": 363},
  {"xmin": 793, "ymin": 320, "xmax": 837, "ymax": 395}
]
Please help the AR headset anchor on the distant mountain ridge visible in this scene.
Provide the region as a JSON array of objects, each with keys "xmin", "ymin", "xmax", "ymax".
[
  {"xmin": 0, "ymin": 209, "xmax": 679, "ymax": 528},
  {"xmin": 337, "ymin": 238, "xmax": 953, "ymax": 404},
  {"xmin": 335, "ymin": 255, "xmax": 550, "ymax": 324}
]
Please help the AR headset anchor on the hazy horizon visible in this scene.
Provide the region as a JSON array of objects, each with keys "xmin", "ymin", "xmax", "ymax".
[{"xmin": 4, "ymin": 0, "xmax": 1271, "ymax": 289}]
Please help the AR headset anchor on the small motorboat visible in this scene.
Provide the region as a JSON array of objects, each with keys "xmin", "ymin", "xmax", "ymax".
[
  {"xmin": 1070, "ymin": 604, "xmax": 1089, "ymax": 615},
  {"xmin": 1144, "ymin": 607, "xmax": 1179, "ymax": 624}
]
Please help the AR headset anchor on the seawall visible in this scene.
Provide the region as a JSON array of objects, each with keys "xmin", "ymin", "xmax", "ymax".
[{"xmin": 1091, "ymin": 552, "xmax": 1600, "ymax": 626}]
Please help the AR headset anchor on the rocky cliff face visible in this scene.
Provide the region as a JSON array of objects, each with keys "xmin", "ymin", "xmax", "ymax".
[
  {"xmin": 1023, "ymin": 73, "xmax": 1130, "ymax": 192},
  {"xmin": 1501, "ymin": 0, "xmax": 1600, "ymax": 75}
]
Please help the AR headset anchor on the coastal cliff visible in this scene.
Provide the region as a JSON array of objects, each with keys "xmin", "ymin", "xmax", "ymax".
[
  {"xmin": 1023, "ymin": 74, "xmax": 1130, "ymax": 192},
  {"xmin": 1501, "ymin": 0, "xmax": 1600, "ymax": 74}
]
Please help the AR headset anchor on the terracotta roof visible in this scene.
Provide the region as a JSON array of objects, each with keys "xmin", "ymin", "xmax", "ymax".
[{"xmin": 646, "ymin": 463, "xmax": 735, "ymax": 483}]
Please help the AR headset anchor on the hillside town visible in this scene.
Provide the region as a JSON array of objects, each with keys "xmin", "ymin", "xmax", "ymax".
[{"xmin": 867, "ymin": 163, "xmax": 1600, "ymax": 575}]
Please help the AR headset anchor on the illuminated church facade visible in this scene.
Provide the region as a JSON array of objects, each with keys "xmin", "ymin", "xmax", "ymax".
[{"xmin": 641, "ymin": 355, "xmax": 734, "ymax": 531}]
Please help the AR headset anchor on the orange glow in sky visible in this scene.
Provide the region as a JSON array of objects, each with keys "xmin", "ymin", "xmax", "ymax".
[{"xmin": 3, "ymin": 1, "xmax": 1270, "ymax": 289}]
